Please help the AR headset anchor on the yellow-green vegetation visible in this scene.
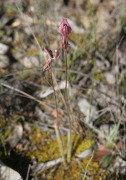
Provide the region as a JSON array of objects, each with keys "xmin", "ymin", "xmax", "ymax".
[
  {"xmin": 26, "ymin": 128, "xmax": 94, "ymax": 163},
  {"xmin": 0, "ymin": 117, "xmax": 4, "ymax": 127},
  {"xmin": 69, "ymin": 32, "xmax": 82, "ymax": 44},
  {"xmin": 26, "ymin": 128, "xmax": 119, "ymax": 179},
  {"xmin": 72, "ymin": 134, "xmax": 94, "ymax": 154},
  {"xmin": 0, "ymin": 70, "xmax": 8, "ymax": 77},
  {"xmin": 0, "ymin": 126, "xmax": 118, "ymax": 179},
  {"xmin": 94, "ymin": 73, "xmax": 104, "ymax": 82},
  {"xmin": 46, "ymin": 159, "xmax": 110, "ymax": 180},
  {"xmin": 0, "ymin": 117, "xmax": 11, "ymax": 139}
]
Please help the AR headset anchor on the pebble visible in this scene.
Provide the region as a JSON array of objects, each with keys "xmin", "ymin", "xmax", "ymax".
[
  {"xmin": 0, "ymin": 160, "xmax": 23, "ymax": 180},
  {"xmin": 104, "ymin": 72, "xmax": 115, "ymax": 85},
  {"xmin": 0, "ymin": 43, "xmax": 9, "ymax": 54},
  {"xmin": 110, "ymin": 156, "xmax": 126, "ymax": 175},
  {"xmin": 78, "ymin": 98, "xmax": 98, "ymax": 123},
  {"xmin": 22, "ymin": 56, "xmax": 40, "ymax": 68},
  {"xmin": 0, "ymin": 55, "xmax": 9, "ymax": 68}
]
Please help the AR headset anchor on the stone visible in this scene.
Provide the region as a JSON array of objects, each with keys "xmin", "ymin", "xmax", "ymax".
[
  {"xmin": 75, "ymin": 147, "xmax": 93, "ymax": 159},
  {"xmin": 7, "ymin": 123, "xmax": 23, "ymax": 149},
  {"xmin": 0, "ymin": 43, "xmax": 9, "ymax": 54},
  {"xmin": 0, "ymin": 160, "xmax": 23, "ymax": 180},
  {"xmin": 104, "ymin": 72, "xmax": 115, "ymax": 85},
  {"xmin": 78, "ymin": 98, "xmax": 98, "ymax": 123},
  {"xmin": 110, "ymin": 156, "xmax": 126, "ymax": 175},
  {"xmin": 22, "ymin": 56, "xmax": 40, "ymax": 68},
  {"xmin": 0, "ymin": 55, "xmax": 9, "ymax": 68}
]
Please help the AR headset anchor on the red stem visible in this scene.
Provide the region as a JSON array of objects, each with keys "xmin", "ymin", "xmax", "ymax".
[{"xmin": 64, "ymin": 49, "xmax": 71, "ymax": 132}]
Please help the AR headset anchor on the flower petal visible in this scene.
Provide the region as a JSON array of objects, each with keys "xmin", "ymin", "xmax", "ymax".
[
  {"xmin": 42, "ymin": 59, "xmax": 52, "ymax": 71},
  {"xmin": 44, "ymin": 47, "xmax": 53, "ymax": 58},
  {"xmin": 58, "ymin": 18, "xmax": 72, "ymax": 35}
]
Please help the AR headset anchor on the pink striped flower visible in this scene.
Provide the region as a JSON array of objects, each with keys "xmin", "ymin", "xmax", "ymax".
[
  {"xmin": 42, "ymin": 47, "xmax": 60, "ymax": 71},
  {"xmin": 44, "ymin": 47, "xmax": 53, "ymax": 58},
  {"xmin": 42, "ymin": 59, "xmax": 52, "ymax": 71},
  {"xmin": 58, "ymin": 18, "xmax": 72, "ymax": 50}
]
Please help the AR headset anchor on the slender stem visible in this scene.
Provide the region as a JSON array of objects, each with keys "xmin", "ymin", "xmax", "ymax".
[
  {"xmin": 64, "ymin": 50, "xmax": 71, "ymax": 123},
  {"xmin": 49, "ymin": 66, "xmax": 58, "ymax": 125},
  {"xmin": 49, "ymin": 65, "xmax": 66, "ymax": 166},
  {"xmin": 64, "ymin": 50, "xmax": 67, "ymax": 99},
  {"xmin": 54, "ymin": 123, "xmax": 66, "ymax": 166},
  {"xmin": 64, "ymin": 49, "xmax": 72, "ymax": 163}
]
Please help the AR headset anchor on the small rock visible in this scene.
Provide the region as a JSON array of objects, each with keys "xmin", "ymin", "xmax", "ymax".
[
  {"xmin": 0, "ymin": 55, "xmax": 9, "ymax": 68},
  {"xmin": 104, "ymin": 72, "xmax": 115, "ymax": 85},
  {"xmin": 75, "ymin": 147, "xmax": 93, "ymax": 159},
  {"xmin": 95, "ymin": 58, "xmax": 110, "ymax": 71},
  {"xmin": 96, "ymin": 6, "xmax": 110, "ymax": 37},
  {"xmin": 35, "ymin": 107, "xmax": 46, "ymax": 122},
  {"xmin": 7, "ymin": 122, "xmax": 23, "ymax": 150},
  {"xmin": 78, "ymin": 98, "xmax": 98, "ymax": 123},
  {"xmin": 0, "ymin": 160, "xmax": 23, "ymax": 180},
  {"xmin": 24, "ymin": 123, "xmax": 31, "ymax": 132},
  {"xmin": 0, "ymin": 43, "xmax": 9, "ymax": 54},
  {"xmin": 32, "ymin": 157, "xmax": 62, "ymax": 174},
  {"xmin": 110, "ymin": 156, "xmax": 126, "ymax": 175},
  {"xmin": 98, "ymin": 84, "xmax": 112, "ymax": 104},
  {"xmin": 22, "ymin": 56, "xmax": 40, "ymax": 68}
]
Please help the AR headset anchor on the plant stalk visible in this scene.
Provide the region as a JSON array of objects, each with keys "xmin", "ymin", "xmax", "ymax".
[
  {"xmin": 49, "ymin": 65, "xmax": 66, "ymax": 166},
  {"xmin": 64, "ymin": 49, "xmax": 72, "ymax": 163},
  {"xmin": 49, "ymin": 66, "xmax": 58, "ymax": 124},
  {"xmin": 54, "ymin": 123, "xmax": 66, "ymax": 166}
]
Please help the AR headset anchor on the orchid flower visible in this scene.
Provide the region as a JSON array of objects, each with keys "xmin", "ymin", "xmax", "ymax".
[
  {"xmin": 42, "ymin": 47, "xmax": 60, "ymax": 71},
  {"xmin": 58, "ymin": 18, "xmax": 72, "ymax": 50}
]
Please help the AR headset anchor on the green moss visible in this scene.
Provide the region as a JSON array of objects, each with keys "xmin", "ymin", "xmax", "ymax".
[
  {"xmin": 26, "ymin": 128, "xmax": 94, "ymax": 164},
  {"xmin": 29, "ymin": 129, "xmax": 116, "ymax": 179},
  {"xmin": 44, "ymin": 158, "xmax": 113, "ymax": 180},
  {"xmin": 0, "ymin": 117, "xmax": 11, "ymax": 139},
  {"xmin": 30, "ymin": 128, "xmax": 49, "ymax": 146},
  {"xmin": 94, "ymin": 73, "xmax": 104, "ymax": 82},
  {"xmin": 5, "ymin": 5, "xmax": 23, "ymax": 14},
  {"xmin": 72, "ymin": 134, "xmax": 94, "ymax": 154},
  {"xmin": 0, "ymin": 125, "xmax": 120, "ymax": 179},
  {"xmin": 27, "ymin": 49, "xmax": 39, "ymax": 56},
  {"xmin": 0, "ymin": 117, "xmax": 4, "ymax": 127}
]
